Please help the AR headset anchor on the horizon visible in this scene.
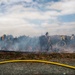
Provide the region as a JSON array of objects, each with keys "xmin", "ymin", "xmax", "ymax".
[{"xmin": 0, "ymin": 33, "xmax": 75, "ymax": 38}]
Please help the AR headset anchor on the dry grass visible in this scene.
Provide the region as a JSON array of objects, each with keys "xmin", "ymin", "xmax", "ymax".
[{"xmin": 0, "ymin": 51, "xmax": 75, "ymax": 60}]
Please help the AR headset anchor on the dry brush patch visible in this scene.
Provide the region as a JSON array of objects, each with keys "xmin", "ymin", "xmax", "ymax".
[{"xmin": 0, "ymin": 51, "xmax": 75, "ymax": 60}]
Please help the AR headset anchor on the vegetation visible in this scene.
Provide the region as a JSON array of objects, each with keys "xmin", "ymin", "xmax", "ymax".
[{"xmin": 0, "ymin": 51, "xmax": 75, "ymax": 60}]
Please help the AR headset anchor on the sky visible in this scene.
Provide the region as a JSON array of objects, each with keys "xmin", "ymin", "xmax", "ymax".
[{"xmin": 0, "ymin": 0, "xmax": 75, "ymax": 37}]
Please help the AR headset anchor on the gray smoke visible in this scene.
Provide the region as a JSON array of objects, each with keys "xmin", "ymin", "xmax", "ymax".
[{"xmin": 0, "ymin": 34, "xmax": 75, "ymax": 53}]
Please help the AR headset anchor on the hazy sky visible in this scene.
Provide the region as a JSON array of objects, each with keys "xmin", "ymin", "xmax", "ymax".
[{"xmin": 0, "ymin": 0, "xmax": 75, "ymax": 36}]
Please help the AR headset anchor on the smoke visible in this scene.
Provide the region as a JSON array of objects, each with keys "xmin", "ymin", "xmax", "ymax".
[
  {"xmin": 0, "ymin": 35, "xmax": 75, "ymax": 53},
  {"xmin": 0, "ymin": 35, "xmax": 40, "ymax": 52}
]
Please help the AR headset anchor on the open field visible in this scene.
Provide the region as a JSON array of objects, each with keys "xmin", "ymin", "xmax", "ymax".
[{"xmin": 0, "ymin": 51, "xmax": 75, "ymax": 75}]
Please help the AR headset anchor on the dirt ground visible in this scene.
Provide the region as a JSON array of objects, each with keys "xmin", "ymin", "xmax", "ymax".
[{"xmin": 0, "ymin": 51, "xmax": 75, "ymax": 75}]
